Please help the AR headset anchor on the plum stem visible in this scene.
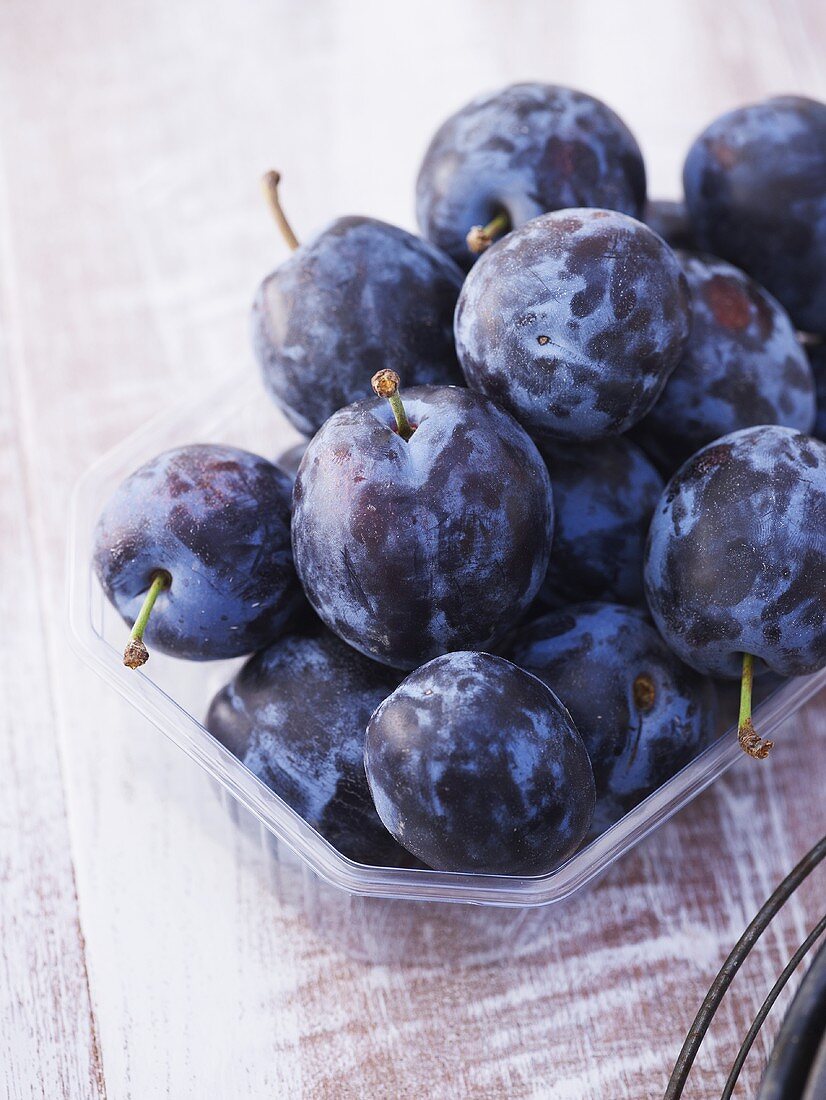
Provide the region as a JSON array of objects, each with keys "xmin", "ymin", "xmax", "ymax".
[
  {"xmin": 123, "ymin": 571, "xmax": 170, "ymax": 669},
  {"xmin": 466, "ymin": 211, "xmax": 510, "ymax": 255},
  {"xmin": 737, "ymin": 652, "xmax": 773, "ymax": 759},
  {"xmin": 261, "ymin": 170, "xmax": 299, "ymax": 251},
  {"xmin": 371, "ymin": 370, "xmax": 413, "ymax": 441}
]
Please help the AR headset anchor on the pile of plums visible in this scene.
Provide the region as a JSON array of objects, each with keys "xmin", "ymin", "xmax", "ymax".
[{"xmin": 93, "ymin": 84, "xmax": 826, "ymax": 876}]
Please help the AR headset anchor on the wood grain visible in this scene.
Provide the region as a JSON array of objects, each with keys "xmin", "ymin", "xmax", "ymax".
[
  {"xmin": 0, "ymin": 1, "xmax": 824, "ymax": 1097},
  {"xmin": 0, "ymin": 180, "xmax": 105, "ymax": 1098}
]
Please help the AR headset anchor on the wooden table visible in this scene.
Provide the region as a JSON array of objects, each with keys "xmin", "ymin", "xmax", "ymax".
[{"xmin": 1, "ymin": 1, "xmax": 824, "ymax": 1096}]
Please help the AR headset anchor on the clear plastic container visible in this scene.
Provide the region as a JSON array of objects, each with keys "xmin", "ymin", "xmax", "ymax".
[{"xmin": 67, "ymin": 374, "xmax": 826, "ymax": 964}]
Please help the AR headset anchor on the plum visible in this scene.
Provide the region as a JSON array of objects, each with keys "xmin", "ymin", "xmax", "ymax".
[
  {"xmin": 416, "ymin": 83, "xmax": 645, "ymax": 269},
  {"xmin": 274, "ymin": 440, "xmax": 308, "ymax": 480},
  {"xmin": 643, "ymin": 199, "xmax": 697, "ymax": 251},
  {"xmin": 454, "ymin": 208, "xmax": 691, "ymax": 441},
  {"xmin": 292, "ymin": 372, "xmax": 553, "ymax": 669},
  {"xmin": 809, "ymin": 342, "xmax": 826, "ymax": 441},
  {"xmin": 206, "ymin": 618, "xmax": 406, "ymax": 866},
  {"xmin": 251, "ymin": 173, "xmax": 464, "ymax": 436},
  {"xmin": 683, "ymin": 96, "xmax": 826, "ymax": 334},
  {"xmin": 93, "ymin": 444, "xmax": 299, "ymax": 664},
  {"xmin": 364, "ymin": 651, "xmax": 595, "ymax": 874},
  {"xmin": 644, "ymin": 425, "xmax": 826, "ymax": 756},
  {"xmin": 537, "ymin": 436, "xmax": 663, "ymax": 607},
  {"xmin": 635, "ymin": 253, "xmax": 816, "ymax": 473},
  {"xmin": 507, "ymin": 604, "xmax": 717, "ymax": 833}
]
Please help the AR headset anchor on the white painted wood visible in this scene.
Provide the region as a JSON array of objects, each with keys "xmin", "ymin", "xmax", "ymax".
[
  {"xmin": 0, "ymin": 159, "xmax": 105, "ymax": 1098},
  {"xmin": 0, "ymin": 0, "xmax": 824, "ymax": 1096}
]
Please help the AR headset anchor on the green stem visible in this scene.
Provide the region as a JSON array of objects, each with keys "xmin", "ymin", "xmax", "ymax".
[
  {"xmin": 737, "ymin": 652, "xmax": 773, "ymax": 759},
  {"xmin": 466, "ymin": 211, "xmax": 510, "ymax": 255},
  {"xmin": 123, "ymin": 571, "xmax": 170, "ymax": 669},
  {"xmin": 371, "ymin": 370, "xmax": 414, "ymax": 441},
  {"xmin": 387, "ymin": 393, "xmax": 412, "ymax": 440},
  {"xmin": 261, "ymin": 170, "xmax": 300, "ymax": 251},
  {"xmin": 738, "ymin": 652, "xmax": 753, "ymax": 730}
]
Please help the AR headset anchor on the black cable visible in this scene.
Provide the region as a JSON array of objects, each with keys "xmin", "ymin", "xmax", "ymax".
[
  {"xmin": 720, "ymin": 912, "xmax": 826, "ymax": 1099},
  {"xmin": 663, "ymin": 833, "xmax": 826, "ymax": 1099}
]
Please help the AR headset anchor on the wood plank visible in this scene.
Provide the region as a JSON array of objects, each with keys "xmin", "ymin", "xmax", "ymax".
[
  {"xmin": 0, "ymin": 0, "xmax": 823, "ymax": 1097},
  {"xmin": 0, "ymin": 155, "xmax": 105, "ymax": 1099}
]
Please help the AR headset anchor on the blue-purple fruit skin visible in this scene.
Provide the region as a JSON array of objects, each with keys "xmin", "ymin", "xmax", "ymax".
[
  {"xmin": 810, "ymin": 343, "xmax": 826, "ymax": 441},
  {"xmin": 274, "ymin": 440, "xmax": 308, "ymax": 481},
  {"xmin": 643, "ymin": 199, "xmax": 697, "ymax": 251},
  {"xmin": 507, "ymin": 604, "xmax": 717, "ymax": 834},
  {"xmin": 454, "ymin": 208, "xmax": 691, "ymax": 441},
  {"xmin": 292, "ymin": 385, "xmax": 554, "ymax": 669},
  {"xmin": 644, "ymin": 426, "xmax": 826, "ymax": 679},
  {"xmin": 206, "ymin": 619, "xmax": 406, "ymax": 866},
  {"xmin": 416, "ymin": 83, "xmax": 646, "ymax": 270},
  {"xmin": 364, "ymin": 651, "xmax": 595, "ymax": 874},
  {"xmin": 251, "ymin": 217, "xmax": 465, "ymax": 436},
  {"xmin": 537, "ymin": 436, "xmax": 664, "ymax": 608},
  {"xmin": 634, "ymin": 253, "xmax": 816, "ymax": 473},
  {"xmin": 683, "ymin": 96, "xmax": 826, "ymax": 335},
  {"xmin": 93, "ymin": 444, "xmax": 299, "ymax": 661}
]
